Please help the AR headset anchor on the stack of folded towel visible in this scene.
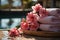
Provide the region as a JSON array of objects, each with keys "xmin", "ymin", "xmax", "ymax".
[{"xmin": 39, "ymin": 9, "xmax": 60, "ymax": 32}]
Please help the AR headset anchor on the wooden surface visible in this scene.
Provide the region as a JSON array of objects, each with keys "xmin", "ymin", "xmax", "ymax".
[
  {"xmin": 23, "ymin": 30, "xmax": 60, "ymax": 37},
  {"xmin": 0, "ymin": 31, "xmax": 4, "ymax": 39},
  {"xmin": 0, "ymin": 31, "xmax": 60, "ymax": 40}
]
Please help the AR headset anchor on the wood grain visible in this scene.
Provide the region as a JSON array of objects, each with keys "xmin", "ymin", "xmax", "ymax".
[{"xmin": 23, "ymin": 30, "xmax": 60, "ymax": 37}]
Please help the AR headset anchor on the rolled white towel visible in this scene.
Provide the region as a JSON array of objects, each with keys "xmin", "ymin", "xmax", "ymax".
[
  {"xmin": 40, "ymin": 24, "xmax": 60, "ymax": 32},
  {"xmin": 39, "ymin": 16, "xmax": 60, "ymax": 23},
  {"xmin": 48, "ymin": 9, "xmax": 60, "ymax": 18}
]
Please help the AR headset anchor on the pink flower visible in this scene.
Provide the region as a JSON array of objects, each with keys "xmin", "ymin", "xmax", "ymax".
[
  {"xmin": 18, "ymin": 28, "xmax": 23, "ymax": 34},
  {"xmin": 20, "ymin": 21, "xmax": 29, "ymax": 30},
  {"xmin": 8, "ymin": 28, "xmax": 19, "ymax": 37},
  {"xmin": 30, "ymin": 22, "xmax": 39, "ymax": 31},
  {"xmin": 32, "ymin": 3, "xmax": 42, "ymax": 12},
  {"xmin": 26, "ymin": 12, "xmax": 39, "ymax": 23},
  {"xmin": 39, "ymin": 8, "xmax": 48, "ymax": 17}
]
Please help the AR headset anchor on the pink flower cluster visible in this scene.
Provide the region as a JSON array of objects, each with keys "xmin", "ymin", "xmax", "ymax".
[
  {"xmin": 8, "ymin": 28, "xmax": 19, "ymax": 37},
  {"xmin": 26, "ymin": 12, "xmax": 40, "ymax": 31},
  {"xmin": 8, "ymin": 28, "xmax": 23, "ymax": 37},
  {"xmin": 20, "ymin": 3, "xmax": 48, "ymax": 31},
  {"xmin": 9, "ymin": 3, "xmax": 49, "ymax": 37},
  {"xmin": 32, "ymin": 3, "xmax": 48, "ymax": 17}
]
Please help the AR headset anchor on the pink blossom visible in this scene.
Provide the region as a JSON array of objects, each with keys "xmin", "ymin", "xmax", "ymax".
[{"xmin": 32, "ymin": 3, "xmax": 42, "ymax": 12}]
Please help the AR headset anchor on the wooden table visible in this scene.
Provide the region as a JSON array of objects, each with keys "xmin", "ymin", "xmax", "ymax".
[{"xmin": 0, "ymin": 31, "xmax": 60, "ymax": 40}]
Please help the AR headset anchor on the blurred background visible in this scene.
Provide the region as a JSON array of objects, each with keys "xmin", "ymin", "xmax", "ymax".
[
  {"xmin": 0, "ymin": 0, "xmax": 60, "ymax": 9},
  {"xmin": 0, "ymin": 0, "xmax": 60, "ymax": 29}
]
